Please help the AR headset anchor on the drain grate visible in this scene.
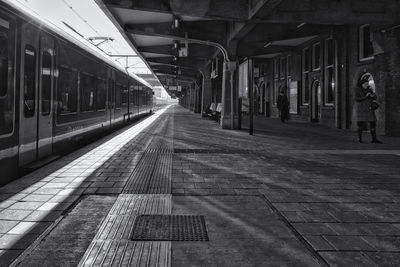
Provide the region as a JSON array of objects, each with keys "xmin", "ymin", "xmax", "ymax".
[{"xmin": 130, "ymin": 215, "xmax": 209, "ymax": 241}]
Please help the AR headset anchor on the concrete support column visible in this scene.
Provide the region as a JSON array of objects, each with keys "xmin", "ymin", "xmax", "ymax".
[
  {"xmin": 220, "ymin": 61, "xmax": 239, "ymax": 129},
  {"xmin": 191, "ymin": 86, "xmax": 196, "ymax": 112},
  {"xmin": 201, "ymin": 67, "xmax": 212, "ymax": 115},
  {"xmin": 194, "ymin": 84, "xmax": 201, "ymax": 113},
  {"xmin": 188, "ymin": 88, "xmax": 192, "ymax": 111}
]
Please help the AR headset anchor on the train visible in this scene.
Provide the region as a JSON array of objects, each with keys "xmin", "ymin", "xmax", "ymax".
[{"xmin": 0, "ymin": 2, "xmax": 154, "ymax": 185}]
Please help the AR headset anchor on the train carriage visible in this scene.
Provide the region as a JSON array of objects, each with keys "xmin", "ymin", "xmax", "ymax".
[{"xmin": 0, "ymin": 2, "xmax": 153, "ymax": 185}]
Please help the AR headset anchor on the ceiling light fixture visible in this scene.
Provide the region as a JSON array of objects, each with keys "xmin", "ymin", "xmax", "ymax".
[
  {"xmin": 264, "ymin": 42, "xmax": 272, "ymax": 48},
  {"xmin": 297, "ymin": 22, "xmax": 306, "ymax": 28}
]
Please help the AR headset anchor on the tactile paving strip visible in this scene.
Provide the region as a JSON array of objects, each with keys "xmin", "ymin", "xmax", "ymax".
[
  {"xmin": 95, "ymin": 195, "xmax": 171, "ymax": 240},
  {"xmin": 173, "ymin": 148, "xmax": 250, "ymax": 154},
  {"xmin": 109, "ymin": 194, "xmax": 171, "ymax": 216},
  {"xmin": 123, "ymin": 114, "xmax": 173, "ymax": 194},
  {"xmin": 130, "ymin": 215, "xmax": 209, "ymax": 241},
  {"xmin": 79, "ymin": 240, "xmax": 170, "ymax": 267}
]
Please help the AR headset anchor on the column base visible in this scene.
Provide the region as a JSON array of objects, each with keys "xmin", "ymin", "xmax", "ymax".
[{"xmin": 220, "ymin": 115, "xmax": 240, "ymax": 129}]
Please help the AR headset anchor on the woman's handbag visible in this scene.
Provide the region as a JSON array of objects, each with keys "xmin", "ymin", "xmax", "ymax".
[{"xmin": 370, "ymin": 100, "xmax": 379, "ymax": 110}]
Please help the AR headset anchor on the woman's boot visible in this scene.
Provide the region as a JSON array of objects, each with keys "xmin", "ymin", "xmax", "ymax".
[{"xmin": 371, "ymin": 129, "xmax": 382, "ymax": 144}]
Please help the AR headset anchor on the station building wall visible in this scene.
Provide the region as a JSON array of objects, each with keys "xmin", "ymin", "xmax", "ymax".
[{"xmin": 255, "ymin": 26, "xmax": 400, "ymax": 136}]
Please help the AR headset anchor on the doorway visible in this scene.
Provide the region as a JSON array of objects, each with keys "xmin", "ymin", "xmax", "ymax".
[{"xmin": 311, "ymin": 80, "xmax": 321, "ymax": 122}]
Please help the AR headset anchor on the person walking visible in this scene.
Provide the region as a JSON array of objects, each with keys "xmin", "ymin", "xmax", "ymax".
[
  {"xmin": 355, "ymin": 75, "xmax": 382, "ymax": 143},
  {"xmin": 277, "ymin": 89, "xmax": 289, "ymax": 123}
]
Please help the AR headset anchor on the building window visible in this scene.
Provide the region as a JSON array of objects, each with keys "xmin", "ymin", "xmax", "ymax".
[
  {"xmin": 24, "ymin": 46, "xmax": 36, "ymax": 118},
  {"xmin": 273, "ymin": 79, "xmax": 278, "ymax": 105},
  {"xmin": 280, "ymin": 57, "xmax": 286, "ymax": 80},
  {"xmin": 238, "ymin": 61, "xmax": 248, "ymax": 98},
  {"xmin": 325, "ymin": 39, "xmax": 336, "ymax": 105},
  {"xmin": 359, "ymin": 24, "xmax": 374, "ymax": 61},
  {"xmin": 287, "ymin": 55, "xmax": 292, "ymax": 77},
  {"xmin": 302, "ymin": 47, "xmax": 310, "ymax": 105},
  {"xmin": 312, "ymin": 43, "xmax": 321, "ymax": 71},
  {"xmin": 273, "ymin": 59, "xmax": 279, "ymax": 104},
  {"xmin": 274, "ymin": 59, "xmax": 279, "ymax": 79}
]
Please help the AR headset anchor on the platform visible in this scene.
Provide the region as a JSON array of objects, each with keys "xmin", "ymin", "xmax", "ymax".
[{"xmin": 1, "ymin": 105, "xmax": 400, "ymax": 266}]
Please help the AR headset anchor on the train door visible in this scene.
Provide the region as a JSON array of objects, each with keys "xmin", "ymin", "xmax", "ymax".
[
  {"xmin": 107, "ymin": 77, "xmax": 115, "ymax": 128},
  {"xmin": 37, "ymin": 33, "xmax": 54, "ymax": 158},
  {"xmin": 19, "ymin": 24, "xmax": 39, "ymax": 166},
  {"xmin": 19, "ymin": 24, "xmax": 54, "ymax": 166}
]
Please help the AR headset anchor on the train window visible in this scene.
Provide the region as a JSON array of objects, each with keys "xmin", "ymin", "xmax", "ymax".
[
  {"xmin": 96, "ymin": 78, "xmax": 106, "ymax": 110},
  {"xmin": 129, "ymin": 85, "xmax": 134, "ymax": 105},
  {"xmin": 121, "ymin": 86, "xmax": 128, "ymax": 106},
  {"xmin": 24, "ymin": 45, "xmax": 36, "ymax": 118},
  {"xmin": 135, "ymin": 86, "xmax": 140, "ymax": 106},
  {"xmin": 41, "ymin": 51, "xmax": 52, "ymax": 115},
  {"xmin": 0, "ymin": 22, "xmax": 13, "ymax": 136},
  {"xmin": 80, "ymin": 73, "xmax": 94, "ymax": 112},
  {"xmin": 115, "ymin": 84, "xmax": 122, "ymax": 108},
  {"xmin": 0, "ymin": 31, "xmax": 8, "ymax": 97},
  {"xmin": 57, "ymin": 66, "xmax": 77, "ymax": 114}
]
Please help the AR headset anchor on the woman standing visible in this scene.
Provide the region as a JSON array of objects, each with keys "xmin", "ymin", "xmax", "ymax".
[
  {"xmin": 277, "ymin": 89, "xmax": 289, "ymax": 123},
  {"xmin": 355, "ymin": 75, "xmax": 382, "ymax": 143}
]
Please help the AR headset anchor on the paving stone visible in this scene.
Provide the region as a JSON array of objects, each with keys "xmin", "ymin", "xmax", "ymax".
[
  {"xmin": 323, "ymin": 235, "xmax": 377, "ymax": 251},
  {"xmin": 0, "ymin": 209, "xmax": 32, "ymax": 221},
  {"xmin": 327, "ymin": 223, "xmax": 400, "ymax": 236},
  {"xmin": 24, "ymin": 210, "xmax": 63, "ymax": 222},
  {"xmin": 303, "ymin": 235, "xmax": 335, "ymax": 251},
  {"xmin": 361, "ymin": 236, "xmax": 400, "ymax": 252},
  {"xmin": 319, "ymin": 252, "xmax": 378, "ymax": 267},
  {"xmin": 21, "ymin": 194, "xmax": 53, "ymax": 202},
  {"xmin": 365, "ymin": 252, "xmax": 400, "ymax": 266},
  {"xmin": 292, "ymin": 223, "xmax": 338, "ymax": 235},
  {"xmin": 0, "ymin": 234, "xmax": 39, "ymax": 249},
  {"xmin": 8, "ymin": 201, "xmax": 44, "ymax": 210},
  {"xmin": 0, "ymin": 220, "xmax": 19, "ymax": 234},
  {"xmin": 9, "ymin": 221, "xmax": 52, "ymax": 235}
]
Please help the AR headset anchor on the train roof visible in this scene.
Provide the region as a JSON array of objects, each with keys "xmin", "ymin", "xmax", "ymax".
[{"xmin": 1, "ymin": 0, "xmax": 153, "ymax": 90}]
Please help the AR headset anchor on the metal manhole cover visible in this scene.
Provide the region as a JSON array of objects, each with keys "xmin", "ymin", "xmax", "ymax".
[{"xmin": 130, "ymin": 215, "xmax": 209, "ymax": 241}]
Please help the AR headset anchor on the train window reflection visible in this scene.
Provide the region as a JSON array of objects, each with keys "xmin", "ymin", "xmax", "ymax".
[
  {"xmin": 0, "ymin": 23, "xmax": 13, "ymax": 136},
  {"xmin": 80, "ymin": 73, "xmax": 94, "ymax": 112},
  {"xmin": 122, "ymin": 86, "xmax": 128, "ymax": 106},
  {"xmin": 0, "ymin": 32, "xmax": 7, "ymax": 97},
  {"xmin": 96, "ymin": 78, "xmax": 106, "ymax": 110},
  {"xmin": 24, "ymin": 45, "xmax": 36, "ymax": 118},
  {"xmin": 41, "ymin": 51, "xmax": 52, "ymax": 115},
  {"xmin": 58, "ymin": 66, "xmax": 77, "ymax": 114},
  {"xmin": 115, "ymin": 83, "xmax": 122, "ymax": 108}
]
